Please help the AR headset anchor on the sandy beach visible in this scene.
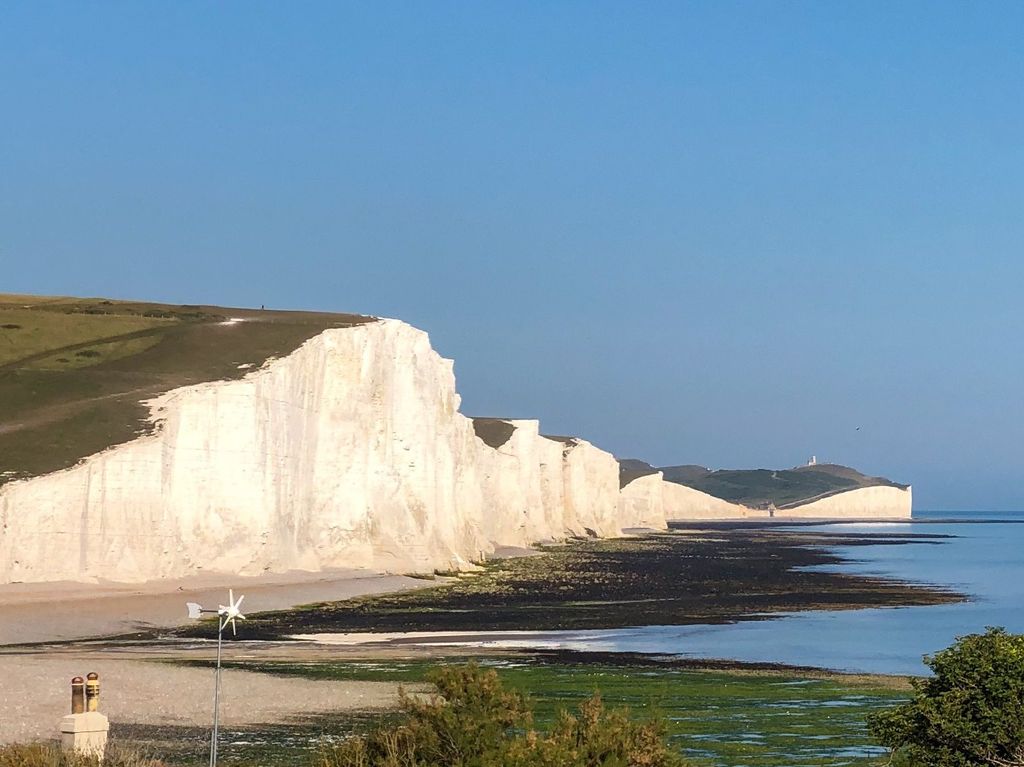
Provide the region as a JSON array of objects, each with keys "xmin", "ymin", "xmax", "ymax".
[
  {"xmin": 0, "ymin": 568, "xmax": 446, "ymax": 745},
  {"xmin": 0, "ymin": 568, "xmax": 436, "ymax": 646},
  {"xmin": 0, "ymin": 649, "xmax": 419, "ymax": 745}
]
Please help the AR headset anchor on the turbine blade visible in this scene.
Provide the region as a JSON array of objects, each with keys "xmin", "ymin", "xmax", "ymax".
[
  {"xmin": 237, "ymin": 612, "xmax": 246, "ymax": 621},
  {"xmin": 234, "ymin": 594, "xmax": 245, "ymax": 609},
  {"xmin": 231, "ymin": 618, "xmax": 237, "ymax": 636}
]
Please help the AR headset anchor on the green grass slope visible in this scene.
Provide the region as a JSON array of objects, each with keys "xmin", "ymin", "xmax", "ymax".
[
  {"xmin": 0, "ymin": 294, "xmax": 372, "ymax": 486},
  {"xmin": 618, "ymin": 457, "xmax": 660, "ymax": 488},
  {"xmin": 471, "ymin": 417, "xmax": 517, "ymax": 449}
]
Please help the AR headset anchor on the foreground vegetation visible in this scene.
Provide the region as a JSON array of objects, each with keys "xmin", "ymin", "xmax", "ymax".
[
  {"xmin": 10, "ymin": 629, "xmax": 1023, "ymax": 766},
  {"xmin": 869, "ymin": 628, "xmax": 1024, "ymax": 767},
  {"xmin": 1, "ymin": 658, "xmax": 903, "ymax": 767},
  {"xmin": 321, "ymin": 664, "xmax": 687, "ymax": 766},
  {"xmin": 160, "ymin": 656, "xmax": 906, "ymax": 766},
  {"xmin": 0, "ymin": 744, "xmax": 156, "ymax": 767}
]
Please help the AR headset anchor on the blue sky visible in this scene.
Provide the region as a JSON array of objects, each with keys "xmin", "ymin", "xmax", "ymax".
[{"xmin": 3, "ymin": 2, "xmax": 1023, "ymax": 509}]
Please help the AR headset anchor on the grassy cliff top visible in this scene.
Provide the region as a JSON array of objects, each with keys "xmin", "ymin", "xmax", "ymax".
[
  {"xmin": 471, "ymin": 418, "xmax": 517, "ymax": 449},
  {"xmin": 618, "ymin": 458, "xmax": 661, "ymax": 488},
  {"xmin": 0, "ymin": 294, "xmax": 372, "ymax": 485},
  {"xmin": 620, "ymin": 458, "xmax": 906, "ymax": 508}
]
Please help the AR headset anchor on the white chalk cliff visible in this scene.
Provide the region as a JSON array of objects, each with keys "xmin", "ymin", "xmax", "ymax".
[
  {"xmin": 771, "ymin": 485, "xmax": 912, "ymax": 519},
  {"xmin": 0, "ymin": 319, "xmax": 661, "ymax": 584},
  {"xmin": 0, "ymin": 318, "xmax": 910, "ymax": 585}
]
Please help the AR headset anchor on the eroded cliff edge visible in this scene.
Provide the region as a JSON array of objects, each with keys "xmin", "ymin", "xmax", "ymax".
[{"xmin": 0, "ymin": 319, "xmax": 664, "ymax": 583}]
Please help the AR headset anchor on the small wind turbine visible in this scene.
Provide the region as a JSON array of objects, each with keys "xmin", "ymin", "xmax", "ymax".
[{"xmin": 186, "ymin": 590, "xmax": 246, "ymax": 767}]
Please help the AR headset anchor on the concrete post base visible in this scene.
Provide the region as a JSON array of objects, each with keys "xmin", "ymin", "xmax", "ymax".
[{"xmin": 60, "ymin": 712, "xmax": 109, "ymax": 758}]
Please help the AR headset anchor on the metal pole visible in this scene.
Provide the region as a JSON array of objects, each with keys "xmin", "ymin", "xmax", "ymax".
[{"xmin": 210, "ymin": 616, "xmax": 224, "ymax": 767}]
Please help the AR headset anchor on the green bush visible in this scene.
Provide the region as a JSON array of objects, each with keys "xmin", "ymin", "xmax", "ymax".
[
  {"xmin": 0, "ymin": 743, "xmax": 157, "ymax": 767},
  {"xmin": 868, "ymin": 627, "xmax": 1024, "ymax": 766},
  {"xmin": 319, "ymin": 663, "xmax": 689, "ymax": 767}
]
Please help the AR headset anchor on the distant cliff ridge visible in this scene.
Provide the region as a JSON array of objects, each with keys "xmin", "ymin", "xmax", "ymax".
[
  {"xmin": 618, "ymin": 459, "xmax": 911, "ymax": 517},
  {"xmin": 0, "ymin": 296, "xmax": 910, "ymax": 585}
]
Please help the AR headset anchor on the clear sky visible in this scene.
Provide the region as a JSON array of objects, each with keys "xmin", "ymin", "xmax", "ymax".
[{"xmin": 3, "ymin": 2, "xmax": 1022, "ymax": 510}]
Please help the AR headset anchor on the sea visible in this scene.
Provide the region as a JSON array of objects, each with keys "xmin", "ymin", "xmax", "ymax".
[{"xmin": 473, "ymin": 510, "xmax": 1024, "ymax": 675}]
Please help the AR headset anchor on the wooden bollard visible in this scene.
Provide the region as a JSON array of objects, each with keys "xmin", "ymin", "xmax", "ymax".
[
  {"xmin": 71, "ymin": 677, "xmax": 85, "ymax": 714},
  {"xmin": 85, "ymin": 672, "xmax": 100, "ymax": 712},
  {"xmin": 61, "ymin": 672, "xmax": 109, "ymax": 757}
]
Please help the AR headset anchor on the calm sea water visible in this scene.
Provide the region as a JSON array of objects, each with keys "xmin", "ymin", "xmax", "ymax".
[{"xmin": 484, "ymin": 511, "xmax": 1024, "ymax": 675}]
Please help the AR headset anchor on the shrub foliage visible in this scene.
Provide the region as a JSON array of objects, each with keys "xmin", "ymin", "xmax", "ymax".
[
  {"xmin": 0, "ymin": 743, "xmax": 156, "ymax": 767},
  {"xmin": 319, "ymin": 663, "xmax": 689, "ymax": 767},
  {"xmin": 868, "ymin": 627, "xmax": 1024, "ymax": 766}
]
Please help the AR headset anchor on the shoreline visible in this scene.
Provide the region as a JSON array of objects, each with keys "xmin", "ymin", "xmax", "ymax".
[
  {"xmin": 0, "ymin": 569, "xmax": 444, "ymax": 646},
  {"xmin": 0, "ymin": 519, "xmax": 963, "ymax": 647},
  {"xmin": 1, "ymin": 522, "xmax": 964, "ymax": 657},
  {"xmin": 0, "ymin": 521, "xmax": 957, "ymax": 758},
  {"xmin": 234, "ymin": 526, "xmax": 963, "ymax": 638}
]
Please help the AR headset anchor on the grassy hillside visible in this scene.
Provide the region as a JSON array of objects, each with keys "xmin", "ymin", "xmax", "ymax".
[
  {"xmin": 621, "ymin": 458, "xmax": 905, "ymax": 509},
  {"xmin": 618, "ymin": 457, "xmax": 660, "ymax": 488},
  {"xmin": 0, "ymin": 294, "xmax": 372, "ymax": 486}
]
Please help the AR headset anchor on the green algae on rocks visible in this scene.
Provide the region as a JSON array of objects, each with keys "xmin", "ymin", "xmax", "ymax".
[
  {"xmin": 162, "ymin": 657, "xmax": 907, "ymax": 767},
  {"xmin": 236, "ymin": 529, "xmax": 961, "ymax": 638}
]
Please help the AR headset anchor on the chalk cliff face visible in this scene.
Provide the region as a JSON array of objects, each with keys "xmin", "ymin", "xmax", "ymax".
[
  {"xmin": 618, "ymin": 475, "xmax": 753, "ymax": 521},
  {"xmin": 618, "ymin": 472, "xmax": 668, "ymax": 529},
  {"xmin": 0, "ymin": 320, "xmax": 654, "ymax": 584},
  {"xmin": 661, "ymin": 480, "xmax": 755, "ymax": 519},
  {"xmin": 471, "ymin": 422, "xmax": 622, "ymax": 544},
  {"xmin": 775, "ymin": 485, "xmax": 912, "ymax": 519},
  {"xmin": 560, "ymin": 438, "xmax": 622, "ymax": 537}
]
